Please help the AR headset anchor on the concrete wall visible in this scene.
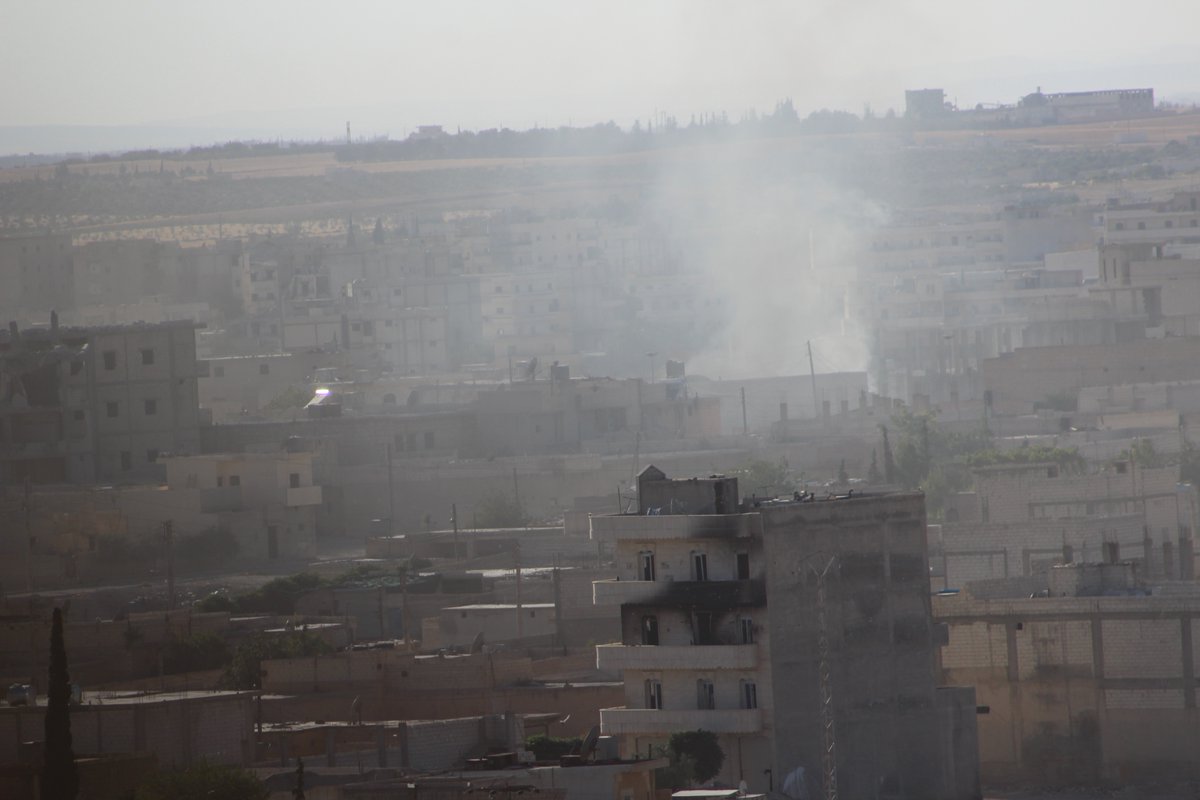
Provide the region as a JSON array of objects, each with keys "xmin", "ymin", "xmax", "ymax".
[
  {"xmin": 936, "ymin": 592, "xmax": 1200, "ymax": 785},
  {"xmin": 762, "ymin": 493, "xmax": 972, "ymax": 800}
]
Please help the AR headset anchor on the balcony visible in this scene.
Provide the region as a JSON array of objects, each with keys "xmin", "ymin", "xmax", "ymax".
[
  {"xmin": 590, "ymin": 513, "xmax": 761, "ymax": 543},
  {"xmin": 593, "ymin": 579, "xmax": 765, "ymax": 610},
  {"xmin": 596, "ymin": 644, "xmax": 757, "ymax": 671},
  {"xmin": 600, "ymin": 707, "xmax": 762, "ymax": 735},
  {"xmin": 285, "ymin": 485, "xmax": 323, "ymax": 506}
]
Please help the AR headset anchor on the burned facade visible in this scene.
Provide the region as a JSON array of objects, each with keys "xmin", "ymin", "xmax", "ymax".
[{"xmin": 592, "ymin": 466, "xmax": 980, "ymax": 799}]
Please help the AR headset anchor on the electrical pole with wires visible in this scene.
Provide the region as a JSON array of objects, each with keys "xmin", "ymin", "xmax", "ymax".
[{"xmin": 811, "ymin": 556, "xmax": 839, "ymax": 800}]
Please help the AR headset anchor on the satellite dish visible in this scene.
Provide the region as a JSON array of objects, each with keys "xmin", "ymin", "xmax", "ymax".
[
  {"xmin": 470, "ymin": 632, "xmax": 486, "ymax": 654},
  {"xmin": 579, "ymin": 725, "xmax": 600, "ymax": 761}
]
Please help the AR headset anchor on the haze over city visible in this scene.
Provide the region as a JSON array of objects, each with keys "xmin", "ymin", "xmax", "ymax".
[{"xmin": 5, "ymin": 3, "xmax": 1200, "ymax": 800}]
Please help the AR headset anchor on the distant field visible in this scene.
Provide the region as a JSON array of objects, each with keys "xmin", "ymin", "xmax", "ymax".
[{"xmin": 3, "ymin": 111, "xmax": 1198, "ymax": 246}]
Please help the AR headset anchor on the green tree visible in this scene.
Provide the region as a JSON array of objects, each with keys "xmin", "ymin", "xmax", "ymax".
[
  {"xmin": 134, "ymin": 762, "xmax": 267, "ymax": 800},
  {"xmin": 666, "ymin": 730, "xmax": 725, "ymax": 785},
  {"xmin": 474, "ymin": 493, "xmax": 528, "ymax": 528},
  {"xmin": 161, "ymin": 632, "xmax": 231, "ymax": 675},
  {"xmin": 738, "ymin": 459, "xmax": 794, "ymax": 498},
  {"xmin": 42, "ymin": 607, "xmax": 79, "ymax": 800},
  {"xmin": 525, "ymin": 734, "xmax": 582, "ymax": 761},
  {"xmin": 880, "ymin": 425, "xmax": 896, "ymax": 484},
  {"xmin": 223, "ymin": 631, "xmax": 332, "ymax": 690}
]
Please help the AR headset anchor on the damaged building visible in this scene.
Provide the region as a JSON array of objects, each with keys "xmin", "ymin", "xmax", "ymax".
[{"xmin": 591, "ymin": 466, "xmax": 980, "ymax": 800}]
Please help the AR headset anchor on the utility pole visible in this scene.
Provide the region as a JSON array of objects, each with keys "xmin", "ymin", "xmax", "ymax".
[
  {"xmin": 514, "ymin": 542, "xmax": 523, "ymax": 640},
  {"xmin": 22, "ymin": 482, "xmax": 36, "ymax": 695},
  {"xmin": 512, "ymin": 467, "xmax": 522, "ymax": 524},
  {"xmin": 811, "ymin": 556, "xmax": 839, "ymax": 800},
  {"xmin": 807, "ymin": 340, "xmax": 821, "ymax": 420},
  {"xmin": 161, "ymin": 520, "xmax": 175, "ymax": 610},
  {"xmin": 741, "ymin": 386, "xmax": 748, "ymax": 435},
  {"xmin": 386, "ymin": 443, "xmax": 396, "ymax": 537},
  {"xmin": 451, "ymin": 503, "xmax": 459, "ymax": 560}
]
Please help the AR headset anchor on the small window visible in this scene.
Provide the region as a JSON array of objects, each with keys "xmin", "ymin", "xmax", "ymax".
[
  {"xmin": 289, "ymin": 473, "xmax": 301, "ymax": 488},
  {"xmin": 736, "ymin": 552, "xmax": 750, "ymax": 580},
  {"xmin": 741, "ymin": 617, "xmax": 755, "ymax": 645},
  {"xmin": 229, "ymin": 475, "xmax": 240, "ymax": 487},
  {"xmin": 70, "ymin": 360, "xmax": 83, "ymax": 376},
  {"xmin": 639, "ymin": 551, "xmax": 656, "ymax": 581},
  {"xmin": 106, "ymin": 401, "xmax": 119, "ymax": 418},
  {"xmin": 692, "ymin": 552, "xmax": 709, "ymax": 581},
  {"xmin": 103, "ymin": 351, "xmax": 117, "ymax": 370},
  {"xmin": 120, "ymin": 451, "xmax": 132, "ymax": 471},
  {"xmin": 144, "ymin": 399, "xmax": 157, "ymax": 416},
  {"xmin": 140, "ymin": 348, "xmax": 155, "ymax": 365},
  {"xmin": 259, "ymin": 363, "xmax": 270, "ymax": 375},
  {"xmin": 741, "ymin": 680, "xmax": 758, "ymax": 709},
  {"xmin": 641, "ymin": 615, "xmax": 659, "ymax": 645},
  {"xmin": 645, "ymin": 679, "xmax": 663, "ymax": 710},
  {"xmin": 696, "ymin": 679, "xmax": 715, "ymax": 710},
  {"xmin": 694, "ymin": 612, "xmax": 715, "ymax": 645}
]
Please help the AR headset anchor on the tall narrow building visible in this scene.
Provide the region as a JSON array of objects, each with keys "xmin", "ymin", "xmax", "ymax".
[{"xmin": 592, "ymin": 466, "xmax": 979, "ymax": 800}]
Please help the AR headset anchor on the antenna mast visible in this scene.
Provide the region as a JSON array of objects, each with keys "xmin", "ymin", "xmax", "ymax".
[{"xmin": 812, "ymin": 556, "xmax": 839, "ymax": 800}]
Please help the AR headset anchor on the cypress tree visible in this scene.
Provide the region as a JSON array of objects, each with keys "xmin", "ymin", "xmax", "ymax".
[
  {"xmin": 42, "ymin": 607, "xmax": 78, "ymax": 800},
  {"xmin": 880, "ymin": 425, "xmax": 896, "ymax": 485}
]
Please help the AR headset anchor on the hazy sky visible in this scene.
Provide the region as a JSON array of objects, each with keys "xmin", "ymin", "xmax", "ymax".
[{"xmin": 5, "ymin": 0, "xmax": 1200, "ymax": 142}]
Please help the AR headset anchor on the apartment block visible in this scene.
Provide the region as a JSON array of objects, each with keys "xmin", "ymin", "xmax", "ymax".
[
  {"xmin": 0, "ymin": 320, "xmax": 202, "ymax": 484},
  {"xmin": 591, "ymin": 466, "xmax": 979, "ymax": 799}
]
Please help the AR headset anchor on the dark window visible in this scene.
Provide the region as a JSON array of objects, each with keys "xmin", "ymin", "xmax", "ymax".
[
  {"xmin": 289, "ymin": 473, "xmax": 301, "ymax": 488},
  {"xmin": 641, "ymin": 615, "xmax": 659, "ymax": 645},
  {"xmin": 639, "ymin": 551, "xmax": 656, "ymax": 581},
  {"xmin": 736, "ymin": 552, "xmax": 750, "ymax": 580},
  {"xmin": 694, "ymin": 612, "xmax": 716, "ymax": 645},
  {"xmin": 144, "ymin": 399, "xmax": 157, "ymax": 416},
  {"xmin": 120, "ymin": 451, "xmax": 132, "ymax": 471},
  {"xmin": 645, "ymin": 680, "xmax": 663, "ymax": 710},
  {"xmin": 140, "ymin": 348, "xmax": 155, "ymax": 365},
  {"xmin": 741, "ymin": 680, "xmax": 758, "ymax": 709},
  {"xmin": 697, "ymin": 679, "xmax": 715, "ymax": 710},
  {"xmin": 106, "ymin": 401, "xmax": 119, "ymax": 418},
  {"xmin": 741, "ymin": 617, "xmax": 755, "ymax": 645},
  {"xmin": 229, "ymin": 475, "xmax": 240, "ymax": 487},
  {"xmin": 70, "ymin": 360, "xmax": 83, "ymax": 376},
  {"xmin": 693, "ymin": 552, "xmax": 709, "ymax": 581},
  {"xmin": 103, "ymin": 351, "xmax": 117, "ymax": 370}
]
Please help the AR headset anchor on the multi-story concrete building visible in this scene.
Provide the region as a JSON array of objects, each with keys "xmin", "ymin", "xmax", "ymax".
[
  {"xmin": 591, "ymin": 466, "xmax": 979, "ymax": 799},
  {"xmin": 1103, "ymin": 191, "xmax": 1200, "ymax": 245},
  {"xmin": 936, "ymin": 567, "xmax": 1200, "ymax": 785},
  {"xmin": 0, "ymin": 234, "xmax": 75, "ymax": 321},
  {"xmin": 0, "ymin": 320, "xmax": 202, "ymax": 484},
  {"xmin": 936, "ymin": 459, "xmax": 1198, "ymax": 588}
]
